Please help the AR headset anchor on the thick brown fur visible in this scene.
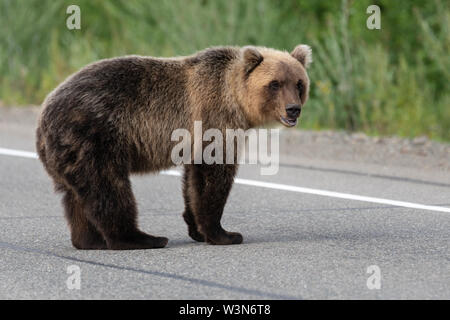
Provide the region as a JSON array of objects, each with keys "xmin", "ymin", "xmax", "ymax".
[{"xmin": 36, "ymin": 45, "xmax": 312, "ymax": 249}]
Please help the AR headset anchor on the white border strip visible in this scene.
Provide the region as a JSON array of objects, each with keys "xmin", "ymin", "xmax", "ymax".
[{"xmin": 1, "ymin": 147, "xmax": 449, "ymax": 213}]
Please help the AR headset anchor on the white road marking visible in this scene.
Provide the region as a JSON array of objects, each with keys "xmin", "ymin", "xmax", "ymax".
[
  {"xmin": 1, "ymin": 147, "xmax": 450, "ymax": 213},
  {"xmin": 233, "ymin": 178, "xmax": 450, "ymax": 213},
  {"xmin": 0, "ymin": 148, "xmax": 38, "ymax": 159}
]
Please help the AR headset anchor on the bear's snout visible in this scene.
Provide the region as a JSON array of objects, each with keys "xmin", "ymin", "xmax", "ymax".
[{"xmin": 286, "ymin": 104, "xmax": 301, "ymax": 119}]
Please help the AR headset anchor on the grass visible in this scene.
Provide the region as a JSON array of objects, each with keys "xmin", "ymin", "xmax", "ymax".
[{"xmin": 0, "ymin": 0, "xmax": 449, "ymax": 141}]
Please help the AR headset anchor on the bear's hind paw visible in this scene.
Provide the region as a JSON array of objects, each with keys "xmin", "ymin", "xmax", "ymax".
[{"xmin": 106, "ymin": 232, "xmax": 169, "ymax": 250}]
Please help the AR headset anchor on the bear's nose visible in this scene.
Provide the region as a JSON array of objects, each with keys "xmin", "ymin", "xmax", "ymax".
[{"xmin": 286, "ymin": 104, "xmax": 301, "ymax": 119}]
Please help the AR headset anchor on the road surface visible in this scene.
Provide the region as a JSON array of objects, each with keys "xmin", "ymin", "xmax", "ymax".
[{"xmin": 0, "ymin": 107, "xmax": 449, "ymax": 299}]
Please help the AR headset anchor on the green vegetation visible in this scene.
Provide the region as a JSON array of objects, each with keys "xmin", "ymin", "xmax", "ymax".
[{"xmin": 0, "ymin": 0, "xmax": 449, "ymax": 140}]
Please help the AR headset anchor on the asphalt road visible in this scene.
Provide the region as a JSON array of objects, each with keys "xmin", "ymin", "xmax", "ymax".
[{"xmin": 0, "ymin": 109, "xmax": 449, "ymax": 299}]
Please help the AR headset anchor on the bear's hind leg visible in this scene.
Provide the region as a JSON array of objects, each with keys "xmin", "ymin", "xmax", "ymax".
[
  {"xmin": 62, "ymin": 189, "xmax": 107, "ymax": 250},
  {"xmin": 189, "ymin": 164, "xmax": 243, "ymax": 245},
  {"xmin": 182, "ymin": 165, "xmax": 205, "ymax": 242},
  {"xmin": 80, "ymin": 172, "xmax": 168, "ymax": 250}
]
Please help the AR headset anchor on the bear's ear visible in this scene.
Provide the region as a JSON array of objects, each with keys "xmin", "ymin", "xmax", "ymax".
[
  {"xmin": 291, "ymin": 44, "xmax": 312, "ymax": 68},
  {"xmin": 243, "ymin": 47, "xmax": 263, "ymax": 76}
]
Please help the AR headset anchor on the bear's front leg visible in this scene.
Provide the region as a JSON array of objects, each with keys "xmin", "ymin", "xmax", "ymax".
[
  {"xmin": 187, "ymin": 164, "xmax": 243, "ymax": 245},
  {"xmin": 182, "ymin": 165, "xmax": 206, "ymax": 242}
]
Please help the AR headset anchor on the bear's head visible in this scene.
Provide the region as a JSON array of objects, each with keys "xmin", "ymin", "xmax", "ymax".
[{"xmin": 238, "ymin": 44, "xmax": 312, "ymax": 128}]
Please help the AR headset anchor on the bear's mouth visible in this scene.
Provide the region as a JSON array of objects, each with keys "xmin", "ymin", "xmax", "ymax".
[{"xmin": 280, "ymin": 116, "xmax": 298, "ymax": 127}]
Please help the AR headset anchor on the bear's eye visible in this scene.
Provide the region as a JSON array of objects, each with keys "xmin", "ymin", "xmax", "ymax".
[
  {"xmin": 297, "ymin": 80, "xmax": 304, "ymax": 96},
  {"xmin": 269, "ymin": 80, "xmax": 281, "ymax": 91}
]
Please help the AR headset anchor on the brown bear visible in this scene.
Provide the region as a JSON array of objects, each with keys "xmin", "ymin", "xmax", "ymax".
[{"xmin": 36, "ymin": 44, "xmax": 312, "ymax": 250}]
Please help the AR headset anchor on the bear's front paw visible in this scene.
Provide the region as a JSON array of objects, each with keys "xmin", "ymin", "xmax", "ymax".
[
  {"xmin": 188, "ymin": 227, "xmax": 206, "ymax": 242},
  {"xmin": 206, "ymin": 230, "xmax": 243, "ymax": 245}
]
